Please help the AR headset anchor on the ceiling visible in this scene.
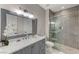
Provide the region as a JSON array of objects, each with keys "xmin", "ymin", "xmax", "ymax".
[{"xmin": 39, "ymin": 4, "xmax": 78, "ymax": 12}]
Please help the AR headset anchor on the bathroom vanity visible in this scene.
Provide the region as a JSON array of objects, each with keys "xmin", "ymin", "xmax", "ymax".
[
  {"xmin": 0, "ymin": 35, "xmax": 45, "ymax": 54},
  {"xmin": 13, "ymin": 36, "xmax": 45, "ymax": 54}
]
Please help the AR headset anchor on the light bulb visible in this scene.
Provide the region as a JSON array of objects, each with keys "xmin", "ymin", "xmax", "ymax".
[
  {"xmin": 23, "ymin": 13, "xmax": 29, "ymax": 17},
  {"xmin": 23, "ymin": 12, "xmax": 34, "ymax": 19},
  {"xmin": 28, "ymin": 14, "xmax": 34, "ymax": 19},
  {"xmin": 14, "ymin": 9, "xmax": 23, "ymax": 15}
]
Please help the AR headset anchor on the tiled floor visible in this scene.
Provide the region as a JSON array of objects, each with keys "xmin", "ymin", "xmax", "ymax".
[
  {"xmin": 46, "ymin": 43, "xmax": 79, "ymax": 54},
  {"xmin": 56, "ymin": 43, "xmax": 79, "ymax": 54},
  {"xmin": 46, "ymin": 41, "xmax": 79, "ymax": 54},
  {"xmin": 46, "ymin": 41, "xmax": 64, "ymax": 54},
  {"xmin": 46, "ymin": 47, "xmax": 64, "ymax": 54}
]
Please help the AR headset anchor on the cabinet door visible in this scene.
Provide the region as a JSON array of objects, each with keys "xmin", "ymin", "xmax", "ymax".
[
  {"xmin": 13, "ymin": 49, "xmax": 23, "ymax": 54},
  {"xmin": 37, "ymin": 39, "xmax": 45, "ymax": 54},
  {"xmin": 13, "ymin": 46, "xmax": 31, "ymax": 54},
  {"xmin": 21, "ymin": 46, "xmax": 31, "ymax": 54},
  {"xmin": 31, "ymin": 43, "xmax": 40, "ymax": 54},
  {"xmin": 31, "ymin": 39, "xmax": 45, "ymax": 54}
]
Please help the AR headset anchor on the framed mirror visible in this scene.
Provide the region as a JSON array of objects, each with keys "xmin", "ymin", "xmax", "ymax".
[
  {"xmin": 1, "ymin": 8, "xmax": 37, "ymax": 40},
  {"xmin": 6, "ymin": 14, "xmax": 32, "ymax": 37}
]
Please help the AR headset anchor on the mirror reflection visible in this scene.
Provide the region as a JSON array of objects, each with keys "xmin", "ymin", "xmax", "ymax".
[{"xmin": 6, "ymin": 14, "xmax": 32, "ymax": 37}]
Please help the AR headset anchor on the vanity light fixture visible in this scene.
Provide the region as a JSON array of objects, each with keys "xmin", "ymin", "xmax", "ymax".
[
  {"xmin": 24, "ymin": 13, "xmax": 34, "ymax": 19},
  {"xmin": 23, "ymin": 9, "xmax": 34, "ymax": 19},
  {"xmin": 14, "ymin": 7, "xmax": 35, "ymax": 19},
  {"xmin": 14, "ymin": 9, "xmax": 23, "ymax": 15}
]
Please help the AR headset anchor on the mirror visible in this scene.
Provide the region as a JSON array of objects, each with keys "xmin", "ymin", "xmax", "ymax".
[
  {"xmin": 6, "ymin": 14, "xmax": 18, "ymax": 36},
  {"xmin": 23, "ymin": 17, "xmax": 32, "ymax": 34},
  {"xmin": 6, "ymin": 14, "xmax": 32, "ymax": 37},
  {"xmin": 17, "ymin": 16, "xmax": 24, "ymax": 34},
  {"xmin": 17, "ymin": 16, "xmax": 32, "ymax": 34}
]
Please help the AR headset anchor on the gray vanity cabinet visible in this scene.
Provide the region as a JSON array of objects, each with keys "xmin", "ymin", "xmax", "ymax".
[
  {"xmin": 13, "ymin": 46, "xmax": 31, "ymax": 54},
  {"xmin": 21, "ymin": 46, "xmax": 31, "ymax": 54},
  {"xmin": 13, "ymin": 39, "xmax": 45, "ymax": 54},
  {"xmin": 31, "ymin": 42, "xmax": 41, "ymax": 54},
  {"xmin": 39, "ymin": 39, "xmax": 45, "ymax": 54},
  {"xmin": 31, "ymin": 39, "xmax": 45, "ymax": 54}
]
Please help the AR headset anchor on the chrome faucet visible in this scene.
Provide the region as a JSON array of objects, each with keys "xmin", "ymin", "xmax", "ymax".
[{"xmin": 25, "ymin": 34, "xmax": 29, "ymax": 39}]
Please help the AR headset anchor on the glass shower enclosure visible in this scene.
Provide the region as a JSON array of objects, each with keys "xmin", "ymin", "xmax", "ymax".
[{"xmin": 49, "ymin": 15, "xmax": 63, "ymax": 49}]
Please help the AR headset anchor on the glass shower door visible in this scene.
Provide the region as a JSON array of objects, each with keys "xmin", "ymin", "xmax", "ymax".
[{"xmin": 49, "ymin": 15, "xmax": 63, "ymax": 49}]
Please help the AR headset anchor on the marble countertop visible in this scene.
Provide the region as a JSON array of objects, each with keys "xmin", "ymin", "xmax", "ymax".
[{"xmin": 0, "ymin": 35, "xmax": 46, "ymax": 54}]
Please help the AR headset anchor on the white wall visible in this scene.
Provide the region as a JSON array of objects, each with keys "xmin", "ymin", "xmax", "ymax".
[{"xmin": 0, "ymin": 4, "xmax": 46, "ymax": 35}]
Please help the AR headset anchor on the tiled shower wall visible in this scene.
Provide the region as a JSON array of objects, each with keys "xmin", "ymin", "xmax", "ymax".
[{"xmin": 55, "ymin": 5, "xmax": 79, "ymax": 49}]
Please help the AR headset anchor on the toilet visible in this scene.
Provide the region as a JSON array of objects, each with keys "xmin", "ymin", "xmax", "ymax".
[
  {"xmin": 46, "ymin": 41, "xmax": 54, "ymax": 48},
  {"xmin": 46, "ymin": 41, "xmax": 55, "ymax": 53}
]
